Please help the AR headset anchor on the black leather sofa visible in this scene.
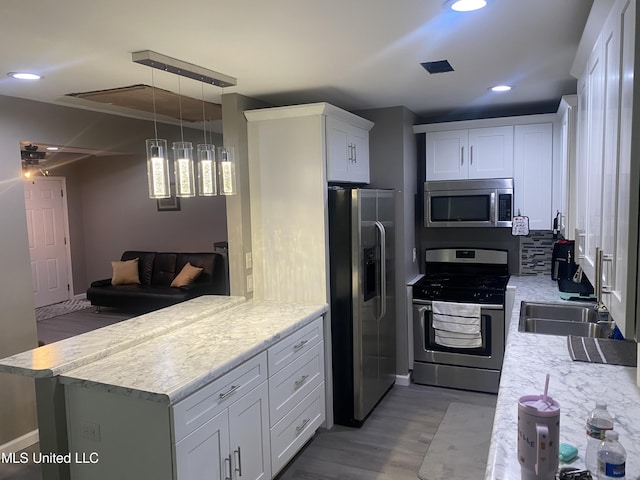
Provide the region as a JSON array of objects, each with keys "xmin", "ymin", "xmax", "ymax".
[{"xmin": 86, "ymin": 251, "xmax": 229, "ymax": 313}]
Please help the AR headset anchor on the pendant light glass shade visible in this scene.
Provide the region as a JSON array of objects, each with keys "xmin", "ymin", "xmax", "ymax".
[
  {"xmin": 217, "ymin": 146, "xmax": 237, "ymax": 195},
  {"xmin": 146, "ymin": 139, "xmax": 170, "ymax": 199},
  {"xmin": 197, "ymin": 144, "xmax": 218, "ymax": 196},
  {"xmin": 173, "ymin": 141, "xmax": 195, "ymax": 197}
]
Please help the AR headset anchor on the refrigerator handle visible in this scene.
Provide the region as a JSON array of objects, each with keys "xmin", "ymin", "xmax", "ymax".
[{"xmin": 374, "ymin": 220, "xmax": 387, "ymax": 320}]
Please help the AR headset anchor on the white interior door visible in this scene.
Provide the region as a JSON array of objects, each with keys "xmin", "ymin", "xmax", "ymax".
[{"xmin": 24, "ymin": 177, "xmax": 71, "ymax": 307}]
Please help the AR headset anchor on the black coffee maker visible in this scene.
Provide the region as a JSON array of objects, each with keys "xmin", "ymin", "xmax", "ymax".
[{"xmin": 551, "ymin": 240, "xmax": 575, "ymax": 280}]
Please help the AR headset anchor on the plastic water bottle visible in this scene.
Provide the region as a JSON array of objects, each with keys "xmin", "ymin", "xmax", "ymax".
[
  {"xmin": 586, "ymin": 402, "xmax": 614, "ymax": 473},
  {"xmin": 597, "ymin": 430, "xmax": 626, "ymax": 479}
]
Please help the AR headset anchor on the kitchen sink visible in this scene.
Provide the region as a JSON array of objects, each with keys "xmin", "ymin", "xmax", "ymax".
[{"xmin": 518, "ymin": 301, "xmax": 612, "ymax": 338}]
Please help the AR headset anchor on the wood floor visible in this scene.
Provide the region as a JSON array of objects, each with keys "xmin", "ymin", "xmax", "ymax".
[
  {"xmin": 37, "ymin": 307, "xmax": 134, "ymax": 345},
  {"xmin": 275, "ymin": 384, "xmax": 496, "ymax": 480},
  {"xmin": 2, "ymin": 308, "xmax": 497, "ymax": 480}
]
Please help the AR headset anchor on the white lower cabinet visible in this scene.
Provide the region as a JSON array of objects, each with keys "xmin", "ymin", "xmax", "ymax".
[
  {"xmin": 173, "ymin": 354, "xmax": 270, "ymax": 480},
  {"xmin": 270, "ymin": 383, "xmax": 325, "ymax": 475},
  {"xmin": 267, "ymin": 318, "xmax": 326, "ymax": 477},
  {"xmin": 174, "ymin": 410, "xmax": 230, "ymax": 480},
  {"xmin": 172, "ymin": 318, "xmax": 326, "ymax": 480}
]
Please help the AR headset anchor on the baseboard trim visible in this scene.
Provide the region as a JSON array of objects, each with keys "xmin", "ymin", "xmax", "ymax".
[
  {"xmin": 0, "ymin": 429, "xmax": 39, "ymax": 454},
  {"xmin": 396, "ymin": 373, "xmax": 411, "ymax": 386}
]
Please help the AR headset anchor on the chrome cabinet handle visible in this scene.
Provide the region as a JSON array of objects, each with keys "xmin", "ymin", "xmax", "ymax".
[
  {"xmin": 602, "ymin": 253, "xmax": 613, "ymax": 294},
  {"xmin": 296, "ymin": 418, "xmax": 310, "ymax": 435},
  {"xmin": 461, "ymin": 146, "xmax": 464, "ymax": 166},
  {"xmin": 470, "ymin": 145, "xmax": 473, "ymax": 165},
  {"xmin": 575, "ymin": 230, "xmax": 586, "ymax": 259},
  {"xmin": 219, "ymin": 385, "xmax": 240, "ymax": 401},
  {"xmin": 293, "ymin": 339, "xmax": 308, "ymax": 351},
  {"xmin": 234, "ymin": 447, "xmax": 242, "ymax": 477},
  {"xmin": 224, "ymin": 455, "xmax": 232, "ymax": 480},
  {"xmin": 294, "ymin": 374, "xmax": 309, "ymax": 390},
  {"xmin": 352, "ymin": 143, "xmax": 357, "ymax": 162}
]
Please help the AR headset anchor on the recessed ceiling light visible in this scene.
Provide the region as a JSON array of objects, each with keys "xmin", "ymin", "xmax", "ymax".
[
  {"xmin": 7, "ymin": 72, "xmax": 42, "ymax": 80},
  {"xmin": 449, "ymin": 0, "xmax": 487, "ymax": 12},
  {"xmin": 490, "ymin": 85, "xmax": 512, "ymax": 92}
]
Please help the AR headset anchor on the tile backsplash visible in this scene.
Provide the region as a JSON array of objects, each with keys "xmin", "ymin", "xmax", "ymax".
[{"xmin": 519, "ymin": 230, "xmax": 556, "ymax": 275}]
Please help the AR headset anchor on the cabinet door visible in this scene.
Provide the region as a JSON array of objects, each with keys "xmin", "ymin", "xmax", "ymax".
[
  {"xmin": 513, "ymin": 124, "xmax": 553, "ymax": 230},
  {"xmin": 583, "ymin": 34, "xmax": 606, "ymax": 284},
  {"xmin": 326, "ymin": 116, "xmax": 350, "ymax": 182},
  {"xmin": 348, "ymin": 125, "xmax": 370, "ymax": 183},
  {"xmin": 468, "ymin": 126, "xmax": 514, "ymax": 179},
  {"xmin": 601, "ymin": 0, "xmax": 635, "ymax": 338},
  {"xmin": 228, "ymin": 382, "xmax": 271, "ymax": 480},
  {"xmin": 425, "ymin": 130, "xmax": 468, "ymax": 180},
  {"xmin": 174, "ymin": 411, "xmax": 230, "ymax": 480},
  {"xmin": 575, "ymin": 75, "xmax": 589, "ymax": 261},
  {"xmin": 326, "ymin": 117, "xmax": 370, "ymax": 183}
]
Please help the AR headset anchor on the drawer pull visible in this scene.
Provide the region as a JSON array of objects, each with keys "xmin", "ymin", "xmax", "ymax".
[
  {"xmin": 219, "ymin": 385, "xmax": 240, "ymax": 401},
  {"xmin": 293, "ymin": 339, "xmax": 309, "ymax": 351},
  {"xmin": 295, "ymin": 417, "xmax": 310, "ymax": 435},
  {"xmin": 294, "ymin": 374, "xmax": 310, "ymax": 390}
]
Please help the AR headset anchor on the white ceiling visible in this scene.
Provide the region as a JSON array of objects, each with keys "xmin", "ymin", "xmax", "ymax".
[{"xmin": 2, "ymin": 0, "xmax": 594, "ymax": 129}]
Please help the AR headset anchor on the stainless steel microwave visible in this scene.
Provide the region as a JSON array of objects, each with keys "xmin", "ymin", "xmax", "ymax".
[{"xmin": 424, "ymin": 178, "xmax": 513, "ymax": 228}]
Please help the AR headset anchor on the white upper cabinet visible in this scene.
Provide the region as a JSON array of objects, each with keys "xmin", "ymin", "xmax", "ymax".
[
  {"xmin": 513, "ymin": 123, "xmax": 553, "ymax": 230},
  {"xmin": 326, "ymin": 115, "xmax": 371, "ymax": 183},
  {"xmin": 557, "ymin": 96, "xmax": 577, "ymax": 240},
  {"xmin": 574, "ymin": 0, "xmax": 638, "ymax": 339},
  {"xmin": 425, "ymin": 126, "xmax": 513, "ymax": 181}
]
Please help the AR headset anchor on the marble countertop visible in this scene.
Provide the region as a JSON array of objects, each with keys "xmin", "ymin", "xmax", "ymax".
[
  {"xmin": 0, "ymin": 295, "xmax": 245, "ymax": 378},
  {"xmin": 485, "ymin": 275, "xmax": 640, "ymax": 479},
  {"xmin": 59, "ymin": 299, "xmax": 328, "ymax": 405}
]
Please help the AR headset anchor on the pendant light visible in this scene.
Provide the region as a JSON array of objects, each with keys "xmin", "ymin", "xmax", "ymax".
[
  {"xmin": 218, "ymin": 146, "xmax": 237, "ymax": 195},
  {"xmin": 173, "ymin": 75, "xmax": 195, "ymax": 197},
  {"xmin": 197, "ymin": 82, "xmax": 217, "ymax": 196},
  {"xmin": 133, "ymin": 51, "xmax": 238, "ymax": 198},
  {"xmin": 146, "ymin": 68, "xmax": 170, "ymax": 199}
]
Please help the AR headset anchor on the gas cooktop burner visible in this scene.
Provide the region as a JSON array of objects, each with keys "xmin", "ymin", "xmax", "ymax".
[{"xmin": 413, "ymin": 248, "xmax": 510, "ymax": 304}]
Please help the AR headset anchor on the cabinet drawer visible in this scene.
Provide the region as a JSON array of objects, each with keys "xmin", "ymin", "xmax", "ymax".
[
  {"xmin": 268, "ymin": 317, "xmax": 323, "ymax": 375},
  {"xmin": 269, "ymin": 342, "xmax": 324, "ymax": 426},
  {"xmin": 172, "ymin": 352, "xmax": 267, "ymax": 443},
  {"xmin": 270, "ymin": 382, "xmax": 325, "ymax": 476}
]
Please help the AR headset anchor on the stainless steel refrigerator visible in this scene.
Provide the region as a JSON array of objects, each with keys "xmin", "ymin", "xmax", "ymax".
[{"xmin": 328, "ymin": 187, "xmax": 396, "ymax": 427}]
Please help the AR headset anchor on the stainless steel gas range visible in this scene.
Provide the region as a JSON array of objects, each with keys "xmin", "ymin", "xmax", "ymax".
[{"xmin": 412, "ymin": 248, "xmax": 509, "ymax": 394}]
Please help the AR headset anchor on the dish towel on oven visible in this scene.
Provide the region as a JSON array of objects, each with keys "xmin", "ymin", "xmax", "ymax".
[{"xmin": 432, "ymin": 301, "xmax": 482, "ymax": 348}]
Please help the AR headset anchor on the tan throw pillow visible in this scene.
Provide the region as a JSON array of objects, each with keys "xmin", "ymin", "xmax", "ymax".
[
  {"xmin": 171, "ymin": 262, "xmax": 204, "ymax": 287},
  {"xmin": 111, "ymin": 258, "xmax": 140, "ymax": 285}
]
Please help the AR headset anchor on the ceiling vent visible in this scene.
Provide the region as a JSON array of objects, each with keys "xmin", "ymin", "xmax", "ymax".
[{"xmin": 420, "ymin": 60, "xmax": 455, "ymax": 74}]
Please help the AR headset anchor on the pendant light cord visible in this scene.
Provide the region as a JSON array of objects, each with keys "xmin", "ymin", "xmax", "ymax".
[
  {"xmin": 178, "ymin": 75, "xmax": 185, "ymax": 143},
  {"xmin": 151, "ymin": 67, "xmax": 159, "ymax": 141},
  {"xmin": 201, "ymin": 81, "xmax": 208, "ymax": 145}
]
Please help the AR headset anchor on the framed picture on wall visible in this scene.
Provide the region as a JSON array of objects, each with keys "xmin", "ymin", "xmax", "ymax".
[{"xmin": 157, "ymin": 196, "xmax": 180, "ymax": 211}]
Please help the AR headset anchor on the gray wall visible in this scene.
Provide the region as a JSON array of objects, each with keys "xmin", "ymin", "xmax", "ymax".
[
  {"xmin": 221, "ymin": 93, "xmax": 270, "ymax": 298},
  {"xmin": 356, "ymin": 106, "xmax": 419, "ymax": 377},
  {"xmin": 0, "ymin": 94, "xmax": 227, "ymax": 446},
  {"xmin": 55, "ymin": 151, "xmax": 227, "ymax": 293}
]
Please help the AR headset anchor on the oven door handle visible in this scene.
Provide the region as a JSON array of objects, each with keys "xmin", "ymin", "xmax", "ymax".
[
  {"xmin": 374, "ymin": 220, "xmax": 387, "ymax": 321},
  {"xmin": 413, "ymin": 300, "xmax": 504, "ymax": 311}
]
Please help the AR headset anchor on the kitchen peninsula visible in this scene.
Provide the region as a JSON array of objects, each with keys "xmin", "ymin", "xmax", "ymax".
[
  {"xmin": 486, "ymin": 275, "xmax": 640, "ymax": 479},
  {"xmin": 0, "ymin": 297, "xmax": 328, "ymax": 480}
]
